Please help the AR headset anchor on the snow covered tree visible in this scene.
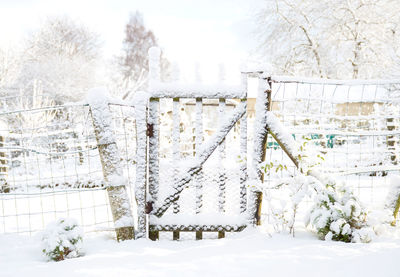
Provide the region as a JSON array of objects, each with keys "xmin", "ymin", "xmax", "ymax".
[
  {"xmin": 18, "ymin": 16, "xmax": 102, "ymax": 103},
  {"xmin": 0, "ymin": 48, "xmax": 21, "ymax": 88},
  {"xmin": 113, "ymin": 11, "xmax": 170, "ymax": 99},
  {"xmin": 256, "ymin": 0, "xmax": 400, "ymax": 79}
]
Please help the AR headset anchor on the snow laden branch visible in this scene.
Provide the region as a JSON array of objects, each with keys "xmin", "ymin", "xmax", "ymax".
[
  {"xmin": 153, "ymin": 101, "xmax": 247, "ymax": 218},
  {"xmin": 87, "ymin": 87, "xmax": 135, "ymax": 241}
]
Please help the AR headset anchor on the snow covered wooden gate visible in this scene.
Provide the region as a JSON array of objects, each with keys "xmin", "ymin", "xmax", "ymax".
[{"xmin": 143, "ymin": 48, "xmax": 250, "ymax": 240}]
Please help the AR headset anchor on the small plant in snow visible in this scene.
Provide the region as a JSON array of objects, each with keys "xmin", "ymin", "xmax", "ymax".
[{"xmin": 41, "ymin": 218, "xmax": 83, "ymax": 261}]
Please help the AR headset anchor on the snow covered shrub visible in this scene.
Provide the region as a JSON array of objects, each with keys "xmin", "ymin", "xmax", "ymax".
[
  {"xmin": 41, "ymin": 218, "xmax": 83, "ymax": 261},
  {"xmin": 307, "ymin": 180, "xmax": 375, "ymax": 243},
  {"xmin": 260, "ymin": 135, "xmax": 374, "ymax": 242}
]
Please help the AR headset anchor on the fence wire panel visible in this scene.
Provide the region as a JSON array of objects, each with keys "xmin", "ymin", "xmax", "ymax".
[
  {"xmin": 151, "ymin": 98, "xmax": 248, "ymax": 237},
  {"xmin": 0, "ymin": 103, "xmax": 137, "ymax": 235},
  {"xmin": 265, "ymin": 78, "xmax": 400, "ymax": 213}
]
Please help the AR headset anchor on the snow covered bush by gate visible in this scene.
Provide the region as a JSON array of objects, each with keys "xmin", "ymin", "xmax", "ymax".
[{"xmin": 41, "ymin": 218, "xmax": 83, "ymax": 261}]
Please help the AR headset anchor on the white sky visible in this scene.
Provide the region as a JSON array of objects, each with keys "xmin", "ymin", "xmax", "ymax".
[{"xmin": 0, "ymin": 0, "xmax": 262, "ymax": 83}]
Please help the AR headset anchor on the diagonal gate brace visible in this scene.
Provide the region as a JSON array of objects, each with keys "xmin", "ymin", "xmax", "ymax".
[{"xmin": 152, "ymin": 102, "xmax": 247, "ymax": 218}]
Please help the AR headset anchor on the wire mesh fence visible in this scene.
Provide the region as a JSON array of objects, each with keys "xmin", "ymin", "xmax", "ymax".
[
  {"xmin": 0, "ymin": 100, "xmax": 137, "ymax": 236},
  {"xmin": 263, "ymin": 76, "xmax": 400, "ymax": 216},
  {"xmin": 2, "ymin": 75, "xmax": 400, "ymax": 237}
]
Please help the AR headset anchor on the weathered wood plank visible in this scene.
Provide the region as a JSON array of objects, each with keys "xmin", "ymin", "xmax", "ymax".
[
  {"xmin": 218, "ymin": 98, "xmax": 226, "ymax": 213},
  {"xmin": 195, "ymin": 98, "xmax": 203, "ymax": 214},
  {"xmin": 148, "ymin": 98, "xmax": 160, "ymax": 202},
  {"xmin": 172, "ymin": 97, "xmax": 180, "ymax": 214}
]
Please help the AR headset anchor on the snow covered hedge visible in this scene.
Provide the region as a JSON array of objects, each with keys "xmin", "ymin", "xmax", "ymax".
[{"xmin": 41, "ymin": 218, "xmax": 83, "ymax": 261}]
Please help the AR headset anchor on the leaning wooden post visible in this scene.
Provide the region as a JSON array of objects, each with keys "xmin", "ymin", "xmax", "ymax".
[
  {"xmin": 88, "ymin": 87, "xmax": 135, "ymax": 241},
  {"xmin": 250, "ymin": 74, "xmax": 271, "ymax": 226}
]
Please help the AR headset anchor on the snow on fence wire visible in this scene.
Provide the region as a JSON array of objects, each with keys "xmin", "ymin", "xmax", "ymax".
[
  {"xmin": 0, "ymin": 97, "xmax": 138, "ymax": 236},
  {"xmin": 262, "ymin": 75, "xmax": 400, "ymax": 212}
]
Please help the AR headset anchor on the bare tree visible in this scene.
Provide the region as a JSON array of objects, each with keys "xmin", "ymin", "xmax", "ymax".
[
  {"xmin": 0, "ymin": 48, "xmax": 21, "ymax": 88},
  {"xmin": 114, "ymin": 11, "xmax": 170, "ymax": 99},
  {"xmin": 18, "ymin": 16, "xmax": 102, "ymax": 103}
]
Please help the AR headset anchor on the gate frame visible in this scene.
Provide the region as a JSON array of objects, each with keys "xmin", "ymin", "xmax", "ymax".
[{"xmin": 141, "ymin": 47, "xmax": 257, "ymax": 240}]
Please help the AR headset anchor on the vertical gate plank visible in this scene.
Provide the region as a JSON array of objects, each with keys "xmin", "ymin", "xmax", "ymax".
[
  {"xmin": 148, "ymin": 98, "xmax": 160, "ymax": 240},
  {"xmin": 240, "ymin": 74, "xmax": 248, "ymax": 215},
  {"xmin": 218, "ymin": 99, "xmax": 226, "ymax": 213},
  {"xmin": 195, "ymin": 98, "xmax": 203, "ymax": 240},
  {"xmin": 134, "ymin": 95, "xmax": 148, "ymax": 239},
  {"xmin": 148, "ymin": 98, "xmax": 160, "ymax": 201},
  {"xmin": 172, "ymin": 97, "xmax": 180, "ymax": 240}
]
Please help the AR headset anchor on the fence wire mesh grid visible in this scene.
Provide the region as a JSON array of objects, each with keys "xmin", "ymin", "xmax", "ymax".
[
  {"xmin": 0, "ymin": 102, "xmax": 137, "ymax": 235},
  {"xmin": 262, "ymin": 78, "xmax": 400, "ymax": 224}
]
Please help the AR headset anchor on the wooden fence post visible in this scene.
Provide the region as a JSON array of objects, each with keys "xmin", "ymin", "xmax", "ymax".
[
  {"xmin": 88, "ymin": 88, "xmax": 135, "ymax": 241},
  {"xmin": 251, "ymin": 74, "xmax": 272, "ymax": 226}
]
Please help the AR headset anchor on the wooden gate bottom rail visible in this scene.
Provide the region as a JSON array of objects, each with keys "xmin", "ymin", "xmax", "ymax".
[
  {"xmin": 148, "ymin": 224, "xmax": 247, "ymax": 240},
  {"xmin": 149, "ymin": 224, "xmax": 246, "ymax": 232}
]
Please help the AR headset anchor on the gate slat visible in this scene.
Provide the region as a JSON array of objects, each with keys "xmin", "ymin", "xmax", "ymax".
[
  {"xmin": 172, "ymin": 97, "xmax": 181, "ymax": 215},
  {"xmin": 172, "ymin": 97, "xmax": 180, "ymax": 240},
  {"xmin": 218, "ymin": 98, "xmax": 226, "ymax": 213},
  {"xmin": 195, "ymin": 98, "xmax": 203, "ymax": 240},
  {"xmin": 148, "ymin": 98, "xmax": 160, "ymax": 202},
  {"xmin": 240, "ymin": 73, "xmax": 248, "ymax": 215},
  {"xmin": 195, "ymin": 98, "xmax": 203, "ymax": 214}
]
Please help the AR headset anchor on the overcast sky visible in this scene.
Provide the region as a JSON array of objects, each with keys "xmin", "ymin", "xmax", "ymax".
[{"xmin": 0, "ymin": 0, "xmax": 262, "ymax": 82}]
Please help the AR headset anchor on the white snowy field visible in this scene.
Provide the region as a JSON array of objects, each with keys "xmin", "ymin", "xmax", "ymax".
[{"xmin": 1, "ymin": 227, "xmax": 400, "ymax": 277}]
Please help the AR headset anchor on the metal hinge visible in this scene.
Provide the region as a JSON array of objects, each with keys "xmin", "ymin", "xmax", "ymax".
[{"xmin": 146, "ymin": 123, "xmax": 154, "ymax": 137}]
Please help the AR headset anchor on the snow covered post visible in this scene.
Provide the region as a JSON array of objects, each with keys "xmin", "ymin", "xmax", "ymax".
[
  {"xmin": 239, "ymin": 72, "xmax": 248, "ymax": 215},
  {"xmin": 250, "ymin": 74, "xmax": 271, "ymax": 225},
  {"xmin": 195, "ymin": 97, "xmax": 204, "ymax": 240},
  {"xmin": 135, "ymin": 92, "xmax": 149, "ymax": 239},
  {"xmin": 88, "ymin": 88, "xmax": 135, "ymax": 241},
  {"xmin": 148, "ymin": 46, "xmax": 161, "ymax": 240},
  {"xmin": 147, "ymin": 97, "xmax": 159, "ymax": 240}
]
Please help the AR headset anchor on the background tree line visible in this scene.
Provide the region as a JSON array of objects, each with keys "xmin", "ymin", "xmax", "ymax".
[
  {"xmin": 256, "ymin": 0, "xmax": 400, "ymax": 79},
  {"xmin": 0, "ymin": 11, "xmax": 166, "ymax": 107}
]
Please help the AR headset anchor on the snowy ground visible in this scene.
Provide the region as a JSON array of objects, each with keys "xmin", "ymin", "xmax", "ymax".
[{"xmin": 2, "ymin": 227, "xmax": 400, "ymax": 277}]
